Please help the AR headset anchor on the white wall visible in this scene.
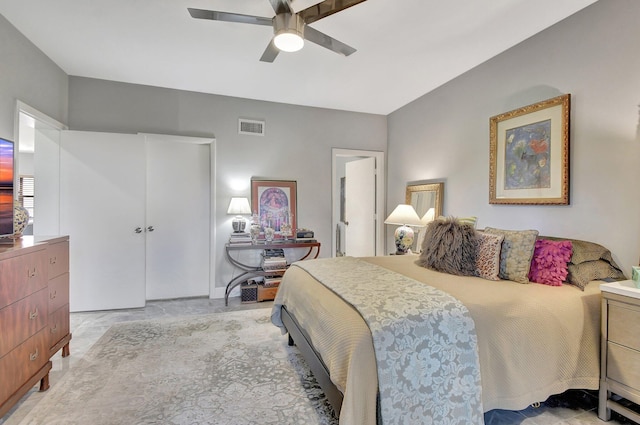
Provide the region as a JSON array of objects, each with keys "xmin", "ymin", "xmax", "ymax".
[
  {"xmin": 387, "ymin": 0, "xmax": 640, "ymax": 274},
  {"xmin": 66, "ymin": 77, "xmax": 388, "ymax": 293}
]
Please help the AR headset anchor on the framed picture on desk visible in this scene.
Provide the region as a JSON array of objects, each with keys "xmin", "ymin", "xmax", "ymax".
[{"xmin": 251, "ymin": 179, "xmax": 297, "ymax": 236}]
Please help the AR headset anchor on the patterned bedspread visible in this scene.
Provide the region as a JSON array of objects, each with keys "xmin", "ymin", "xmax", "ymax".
[{"xmin": 285, "ymin": 257, "xmax": 484, "ymax": 425}]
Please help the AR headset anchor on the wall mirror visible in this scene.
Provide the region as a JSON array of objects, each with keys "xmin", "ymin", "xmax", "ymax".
[
  {"xmin": 405, "ymin": 182, "xmax": 444, "ymax": 219},
  {"xmin": 405, "ymin": 182, "xmax": 444, "ymax": 251}
]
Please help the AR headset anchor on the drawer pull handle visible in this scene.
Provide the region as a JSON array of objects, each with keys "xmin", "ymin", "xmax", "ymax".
[
  {"xmin": 50, "ymin": 256, "xmax": 57, "ymax": 265},
  {"xmin": 30, "ymin": 348, "xmax": 39, "ymax": 361},
  {"xmin": 51, "ymin": 324, "xmax": 58, "ymax": 333},
  {"xmin": 50, "ymin": 290, "xmax": 57, "ymax": 299},
  {"xmin": 27, "ymin": 267, "xmax": 38, "ymax": 278},
  {"xmin": 29, "ymin": 308, "xmax": 39, "ymax": 320}
]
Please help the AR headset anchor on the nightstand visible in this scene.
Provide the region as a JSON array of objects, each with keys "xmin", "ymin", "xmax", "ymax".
[{"xmin": 599, "ymin": 280, "xmax": 640, "ymax": 422}]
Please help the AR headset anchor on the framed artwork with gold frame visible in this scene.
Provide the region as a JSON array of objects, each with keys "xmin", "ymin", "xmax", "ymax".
[{"xmin": 489, "ymin": 94, "xmax": 570, "ymax": 205}]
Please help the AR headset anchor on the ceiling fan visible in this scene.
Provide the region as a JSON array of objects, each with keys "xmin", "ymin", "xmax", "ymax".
[{"xmin": 188, "ymin": 0, "xmax": 366, "ymax": 62}]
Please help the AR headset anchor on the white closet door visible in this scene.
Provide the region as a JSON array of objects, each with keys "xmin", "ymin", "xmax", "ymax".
[
  {"xmin": 60, "ymin": 131, "xmax": 146, "ymax": 312},
  {"xmin": 144, "ymin": 135, "xmax": 210, "ymax": 300}
]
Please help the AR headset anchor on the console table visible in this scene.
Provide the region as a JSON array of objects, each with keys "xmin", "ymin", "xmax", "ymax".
[{"xmin": 224, "ymin": 241, "xmax": 320, "ymax": 306}]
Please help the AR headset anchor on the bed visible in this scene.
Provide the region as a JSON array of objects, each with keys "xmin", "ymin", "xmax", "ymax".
[{"xmin": 270, "ymin": 227, "xmax": 627, "ymax": 425}]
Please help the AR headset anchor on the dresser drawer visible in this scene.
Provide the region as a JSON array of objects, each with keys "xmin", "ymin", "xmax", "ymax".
[
  {"xmin": 48, "ymin": 304, "xmax": 70, "ymax": 349},
  {"xmin": 0, "ymin": 249, "xmax": 48, "ymax": 309},
  {"xmin": 607, "ymin": 342, "xmax": 640, "ymax": 389},
  {"xmin": 609, "ymin": 303, "xmax": 640, "ymax": 351},
  {"xmin": 48, "ymin": 273, "xmax": 69, "ymax": 313},
  {"xmin": 0, "ymin": 328, "xmax": 49, "ymax": 405},
  {"xmin": 0, "ymin": 287, "xmax": 49, "ymax": 358},
  {"xmin": 47, "ymin": 240, "xmax": 69, "ymax": 280}
]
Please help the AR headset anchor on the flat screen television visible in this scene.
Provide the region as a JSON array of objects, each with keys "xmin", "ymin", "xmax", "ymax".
[{"xmin": 0, "ymin": 137, "xmax": 15, "ymax": 237}]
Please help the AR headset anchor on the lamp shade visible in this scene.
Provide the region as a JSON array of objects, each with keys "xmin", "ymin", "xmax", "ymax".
[
  {"xmin": 227, "ymin": 197, "xmax": 251, "ymax": 215},
  {"xmin": 421, "ymin": 207, "xmax": 436, "ymax": 225},
  {"xmin": 384, "ymin": 204, "xmax": 423, "ymax": 226}
]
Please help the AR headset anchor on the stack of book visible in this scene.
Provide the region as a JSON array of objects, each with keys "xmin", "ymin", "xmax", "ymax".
[
  {"xmin": 229, "ymin": 232, "xmax": 252, "ymax": 245},
  {"xmin": 263, "ymin": 276, "xmax": 282, "ymax": 288},
  {"xmin": 295, "ymin": 229, "xmax": 316, "ymax": 242},
  {"xmin": 261, "ymin": 249, "xmax": 283, "ymax": 285},
  {"xmin": 261, "ymin": 248, "xmax": 286, "ymax": 273}
]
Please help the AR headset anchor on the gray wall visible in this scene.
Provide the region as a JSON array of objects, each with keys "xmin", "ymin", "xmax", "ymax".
[
  {"xmin": 388, "ymin": 0, "xmax": 640, "ymax": 273},
  {"xmin": 0, "ymin": 14, "xmax": 68, "ymax": 139},
  {"xmin": 67, "ymin": 77, "xmax": 387, "ymax": 291}
]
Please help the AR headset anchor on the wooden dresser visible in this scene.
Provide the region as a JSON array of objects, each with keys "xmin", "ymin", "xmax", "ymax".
[{"xmin": 0, "ymin": 236, "xmax": 71, "ymax": 418}]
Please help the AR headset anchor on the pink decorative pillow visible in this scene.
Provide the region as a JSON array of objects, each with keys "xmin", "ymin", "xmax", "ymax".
[
  {"xmin": 528, "ymin": 239, "xmax": 573, "ymax": 286},
  {"xmin": 476, "ymin": 232, "xmax": 504, "ymax": 281}
]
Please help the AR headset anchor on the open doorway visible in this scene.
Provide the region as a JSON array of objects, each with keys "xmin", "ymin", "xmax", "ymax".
[
  {"xmin": 14, "ymin": 101, "xmax": 67, "ymax": 235},
  {"xmin": 331, "ymin": 148, "xmax": 385, "ymax": 257}
]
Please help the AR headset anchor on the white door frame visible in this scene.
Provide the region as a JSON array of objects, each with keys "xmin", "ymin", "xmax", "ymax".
[
  {"xmin": 14, "ymin": 100, "xmax": 68, "ymax": 190},
  {"xmin": 15, "ymin": 101, "xmax": 67, "ymax": 134},
  {"xmin": 14, "ymin": 101, "xmax": 68, "ymax": 235},
  {"xmin": 331, "ymin": 148, "xmax": 385, "ymax": 257}
]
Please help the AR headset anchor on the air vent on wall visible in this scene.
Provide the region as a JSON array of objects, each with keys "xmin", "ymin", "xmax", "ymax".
[{"xmin": 238, "ymin": 118, "xmax": 265, "ymax": 136}]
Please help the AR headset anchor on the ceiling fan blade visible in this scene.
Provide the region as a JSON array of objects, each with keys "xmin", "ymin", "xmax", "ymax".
[
  {"xmin": 267, "ymin": 0, "xmax": 293, "ymax": 15},
  {"xmin": 304, "ymin": 25, "xmax": 356, "ymax": 57},
  {"xmin": 298, "ymin": 0, "xmax": 367, "ymax": 24},
  {"xmin": 187, "ymin": 8, "xmax": 272, "ymax": 26},
  {"xmin": 260, "ymin": 40, "xmax": 280, "ymax": 62}
]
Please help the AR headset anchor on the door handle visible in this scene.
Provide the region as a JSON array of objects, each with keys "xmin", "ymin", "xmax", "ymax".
[
  {"xmin": 147, "ymin": 226, "xmax": 155, "ymax": 232},
  {"xmin": 134, "ymin": 227, "xmax": 143, "ymax": 234}
]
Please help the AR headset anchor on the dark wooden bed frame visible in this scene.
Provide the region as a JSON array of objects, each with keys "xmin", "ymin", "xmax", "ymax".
[{"xmin": 281, "ymin": 306, "xmax": 344, "ymax": 416}]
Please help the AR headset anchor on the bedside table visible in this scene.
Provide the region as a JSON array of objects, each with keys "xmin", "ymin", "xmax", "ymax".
[{"xmin": 599, "ymin": 280, "xmax": 640, "ymax": 422}]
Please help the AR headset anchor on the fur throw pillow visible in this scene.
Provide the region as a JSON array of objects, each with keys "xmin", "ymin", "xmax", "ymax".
[{"xmin": 415, "ymin": 217, "xmax": 479, "ymax": 276}]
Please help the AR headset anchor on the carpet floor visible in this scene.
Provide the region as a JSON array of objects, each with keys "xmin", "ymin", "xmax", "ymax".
[{"xmin": 12, "ymin": 309, "xmax": 337, "ymax": 425}]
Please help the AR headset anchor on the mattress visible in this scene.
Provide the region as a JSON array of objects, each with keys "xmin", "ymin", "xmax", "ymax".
[{"xmin": 271, "ymin": 254, "xmax": 602, "ymax": 424}]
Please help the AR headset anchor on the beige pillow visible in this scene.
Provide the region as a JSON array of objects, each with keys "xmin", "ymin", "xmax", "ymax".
[
  {"xmin": 457, "ymin": 216, "xmax": 478, "ymax": 228},
  {"xmin": 484, "ymin": 227, "xmax": 539, "ymax": 283},
  {"xmin": 437, "ymin": 215, "xmax": 478, "ymax": 229},
  {"xmin": 476, "ymin": 232, "xmax": 503, "ymax": 281}
]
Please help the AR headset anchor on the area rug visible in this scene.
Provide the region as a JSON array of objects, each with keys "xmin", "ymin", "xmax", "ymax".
[{"xmin": 15, "ymin": 309, "xmax": 338, "ymax": 425}]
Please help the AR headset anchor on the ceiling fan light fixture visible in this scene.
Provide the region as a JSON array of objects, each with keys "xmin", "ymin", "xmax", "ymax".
[
  {"xmin": 274, "ymin": 32, "xmax": 304, "ymax": 52},
  {"xmin": 273, "ymin": 13, "xmax": 304, "ymax": 52}
]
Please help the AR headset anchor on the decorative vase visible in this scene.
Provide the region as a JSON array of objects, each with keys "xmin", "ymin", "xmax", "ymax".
[
  {"xmin": 280, "ymin": 222, "xmax": 292, "ymax": 240},
  {"xmin": 249, "ymin": 212, "xmax": 261, "ymax": 244},
  {"xmin": 250, "ymin": 223, "xmax": 261, "ymax": 244},
  {"xmin": 264, "ymin": 227, "xmax": 275, "ymax": 242},
  {"xmin": 5, "ymin": 201, "xmax": 29, "ymax": 239}
]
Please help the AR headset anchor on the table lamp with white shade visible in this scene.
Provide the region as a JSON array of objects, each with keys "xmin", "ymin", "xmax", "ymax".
[
  {"xmin": 384, "ymin": 204, "xmax": 424, "ymax": 255},
  {"xmin": 227, "ymin": 197, "xmax": 251, "ymax": 233},
  {"xmin": 421, "ymin": 207, "xmax": 436, "ymax": 225},
  {"xmin": 414, "ymin": 207, "xmax": 436, "ymax": 253}
]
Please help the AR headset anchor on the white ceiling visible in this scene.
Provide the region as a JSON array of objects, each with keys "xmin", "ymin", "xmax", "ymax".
[{"xmin": 0, "ymin": 0, "xmax": 597, "ymax": 115}]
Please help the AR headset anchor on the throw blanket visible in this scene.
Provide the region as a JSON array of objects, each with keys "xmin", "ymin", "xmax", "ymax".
[{"xmin": 285, "ymin": 257, "xmax": 484, "ymax": 425}]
